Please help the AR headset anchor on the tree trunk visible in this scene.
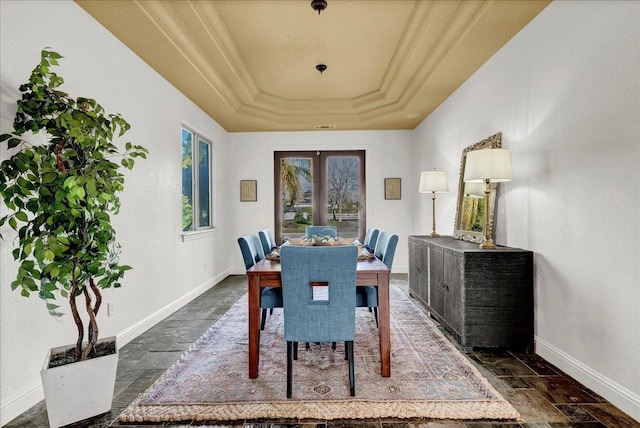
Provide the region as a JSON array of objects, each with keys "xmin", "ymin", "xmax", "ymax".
[
  {"xmin": 81, "ymin": 284, "xmax": 99, "ymax": 360},
  {"xmin": 69, "ymin": 277, "xmax": 84, "ymax": 361}
]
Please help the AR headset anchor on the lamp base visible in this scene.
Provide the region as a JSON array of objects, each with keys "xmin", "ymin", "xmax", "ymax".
[
  {"xmin": 429, "ymin": 232, "xmax": 441, "ymax": 237},
  {"xmin": 479, "ymin": 238, "xmax": 497, "ymax": 249}
]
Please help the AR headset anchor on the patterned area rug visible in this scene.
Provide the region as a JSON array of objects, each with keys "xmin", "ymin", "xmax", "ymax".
[{"xmin": 119, "ymin": 285, "xmax": 520, "ymax": 422}]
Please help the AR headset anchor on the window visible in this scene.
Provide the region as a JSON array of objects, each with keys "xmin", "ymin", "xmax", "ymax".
[
  {"xmin": 274, "ymin": 150, "xmax": 365, "ymax": 244},
  {"xmin": 182, "ymin": 127, "xmax": 212, "ymax": 231}
]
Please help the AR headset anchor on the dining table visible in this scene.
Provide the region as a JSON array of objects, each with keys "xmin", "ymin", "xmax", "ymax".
[{"xmin": 246, "ymin": 253, "xmax": 391, "ymax": 379}]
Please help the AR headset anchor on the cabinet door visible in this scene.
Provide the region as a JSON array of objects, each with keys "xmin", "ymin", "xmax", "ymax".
[
  {"xmin": 443, "ymin": 252, "xmax": 462, "ymax": 335},
  {"xmin": 408, "ymin": 240, "xmax": 420, "ymax": 299},
  {"xmin": 419, "ymin": 242, "xmax": 429, "ymax": 303},
  {"xmin": 428, "ymin": 246, "xmax": 444, "ymax": 317}
]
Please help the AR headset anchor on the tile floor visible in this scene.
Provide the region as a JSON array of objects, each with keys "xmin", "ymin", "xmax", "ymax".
[{"xmin": 6, "ymin": 275, "xmax": 638, "ymax": 428}]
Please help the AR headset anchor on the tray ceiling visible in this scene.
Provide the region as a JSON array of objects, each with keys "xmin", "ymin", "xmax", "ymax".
[{"xmin": 76, "ymin": 0, "xmax": 550, "ymax": 132}]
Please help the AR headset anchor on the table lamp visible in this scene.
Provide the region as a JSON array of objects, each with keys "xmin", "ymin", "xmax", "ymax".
[
  {"xmin": 419, "ymin": 169, "xmax": 449, "ymax": 237},
  {"xmin": 463, "ymin": 148, "xmax": 512, "ymax": 249}
]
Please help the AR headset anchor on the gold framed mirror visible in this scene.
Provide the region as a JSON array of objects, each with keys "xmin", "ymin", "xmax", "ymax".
[{"xmin": 453, "ymin": 133, "xmax": 502, "ymax": 243}]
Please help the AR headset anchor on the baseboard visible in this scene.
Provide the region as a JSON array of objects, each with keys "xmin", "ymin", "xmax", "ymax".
[
  {"xmin": 535, "ymin": 336, "xmax": 640, "ymax": 422},
  {"xmin": 0, "ymin": 380, "xmax": 43, "ymax": 427},
  {"xmin": 0, "ymin": 270, "xmax": 230, "ymax": 427},
  {"xmin": 117, "ymin": 269, "xmax": 230, "ymax": 346}
]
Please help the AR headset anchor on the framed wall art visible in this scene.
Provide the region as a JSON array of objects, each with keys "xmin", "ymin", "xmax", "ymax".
[
  {"xmin": 240, "ymin": 180, "xmax": 257, "ymax": 202},
  {"xmin": 384, "ymin": 178, "xmax": 401, "ymax": 200}
]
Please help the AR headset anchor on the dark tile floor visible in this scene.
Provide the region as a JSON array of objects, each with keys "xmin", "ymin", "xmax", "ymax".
[{"xmin": 6, "ymin": 275, "xmax": 638, "ymax": 428}]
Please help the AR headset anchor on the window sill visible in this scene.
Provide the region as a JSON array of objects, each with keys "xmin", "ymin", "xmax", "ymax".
[{"xmin": 181, "ymin": 228, "xmax": 217, "ymax": 242}]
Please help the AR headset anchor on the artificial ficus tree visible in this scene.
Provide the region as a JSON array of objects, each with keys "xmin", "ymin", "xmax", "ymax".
[{"xmin": 0, "ymin": 49, "xmax": 148, "ymax": 363}]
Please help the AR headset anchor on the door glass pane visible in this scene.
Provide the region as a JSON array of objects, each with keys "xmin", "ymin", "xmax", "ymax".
[
  {"xmin": 280, "ymin": 157, "xmax": 312, "ymax": 240},
  {"xmin": 326, "ymin": 156, "xmax": 360, "ymax": 238},
  {"xmin": 181, "ymin": 128, "xmax": 194, "ymax": 231},
  {"xmin": 198, "ymin": 138, "xmax": 211, "ymax": 228}
]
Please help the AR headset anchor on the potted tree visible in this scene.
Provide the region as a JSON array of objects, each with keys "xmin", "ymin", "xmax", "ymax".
[{"xmin": 0, "ymin": 49, "xmax": 148, "ymax": 427}]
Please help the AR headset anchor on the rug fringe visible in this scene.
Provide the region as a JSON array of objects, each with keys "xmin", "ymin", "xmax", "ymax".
[{"xmin": 120, "ymin": 399, "xmax": 520, "ymax": 422}]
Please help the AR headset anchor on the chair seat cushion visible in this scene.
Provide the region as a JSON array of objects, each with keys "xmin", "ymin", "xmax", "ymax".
[
  {"xmin": 261, "ymin": 287, "xmax": 283, "ymax": 308},
  {"xmin": 356, "ymin": 286, "xmax": 378, "ymax": 307}
]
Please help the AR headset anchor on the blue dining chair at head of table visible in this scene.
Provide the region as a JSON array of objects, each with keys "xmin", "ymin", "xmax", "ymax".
[
  {"xmin": 356, "ymin": 231, "xmax": 399, "ymax": 327},
  {"xmin": 280, "ymin": 245, "xmax": 358, "ymax": 398},
  {"xmin": 237, "ymin": 234, "xmax": 283, "ymax": 330}
]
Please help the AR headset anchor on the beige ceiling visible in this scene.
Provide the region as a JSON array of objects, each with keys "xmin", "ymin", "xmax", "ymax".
[{"xmin": 75, "ymin": 0, "xmax": 550, "ymax": 133}]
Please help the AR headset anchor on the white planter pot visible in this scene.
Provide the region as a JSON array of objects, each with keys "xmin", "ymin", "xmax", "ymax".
[{"xmin": 40, "ymin": 336, "xmax": 119, "ymax": 428}]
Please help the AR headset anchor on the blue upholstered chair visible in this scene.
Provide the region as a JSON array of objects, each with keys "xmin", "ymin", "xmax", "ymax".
[
  {"xmin": 238, "ymin": 235, "xmax": 283, "ymax": 330},
  {"xmin": 258, "ymin": 229, "xmax": 277, "ymax": 255},
  {"xmin": 280, "ymin": 245, "xmax": 358, "ymax": 398},
  {"xmin": 363, "ymin": 227, "xmax": 379, "ymax": 252},
  {"xmin": 305, "ymin": 225, "xmax": 338, "ymax": 238},
  {"xmin": 356, "ymin": 232, "xmax": 399, "ymax": 327}
]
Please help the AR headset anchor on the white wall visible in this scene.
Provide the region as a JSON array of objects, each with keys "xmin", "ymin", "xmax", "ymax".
[
  {"xmin": 2, "ymin": 0, "xmax": 638, "ymax": 425},
  {"xmin": 0, "ymin": 1, "xmax": 230, "ymax": 424},
  {"xmin": 227, "ymin": 130, "xmax": 414, "ymax": 273},
  {"xmin": 414, "ymin": 1, "xmax": 640, "ymax": 420}
]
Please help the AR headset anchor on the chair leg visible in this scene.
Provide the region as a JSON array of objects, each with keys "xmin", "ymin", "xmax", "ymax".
[
  {"xmin": 287, "ymin": 341, "xmax": 294, "ymax": 398},
  {"xmin": 305, "ymin": 342, "xmax": 310, "ymax": 350},
  {"xmin": 260, "ymin": 308, "xmax": 267, "ymax": 330},
  {"xmin": 293, "ymin": 342, "xmax": 299, "ymax": 360},
  {"xmin": 346, "ymin": 341, "xmax": 355, "ymax": 396},
  {"xmin": 373, "ymin": 307, "xmax": 379, "ymax": 328},
  {"xmin": 332, "ymin": 342, "xmax": 337, "ymax": 350},
  {"xmin": 270, "ymin": 308, "xmax": 274, "ymax": 315}
]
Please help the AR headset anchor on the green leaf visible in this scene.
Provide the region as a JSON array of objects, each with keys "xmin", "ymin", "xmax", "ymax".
[
  {"xmin": 15, "ymin": 211, "xmax": 28, "ymax": 222},
  {"xmin": 41, "ymin": 172, "xmax": 57, "ymax": 184},
  {"xmin": 50, "ymin": 265, "xmax": 60, "ymax": 278}
]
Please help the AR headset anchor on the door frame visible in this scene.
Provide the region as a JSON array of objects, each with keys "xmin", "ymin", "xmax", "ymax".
[{"xmin": 274, "ymin": 150, "xmax": 366, "ymax": 244}]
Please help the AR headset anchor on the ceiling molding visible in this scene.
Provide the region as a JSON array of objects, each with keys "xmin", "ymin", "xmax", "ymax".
[{"xmin": 76, "ymin": 0, "xmax": 551, "ymax": 132}]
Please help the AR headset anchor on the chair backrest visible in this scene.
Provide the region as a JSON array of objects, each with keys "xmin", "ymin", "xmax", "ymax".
[
  {"xmin": 237, "ymin": 235, "xmax": 257, "ymax": 270},
  {"xmin": 237, "ymin": 233, "xmax": 265, "ymax": 270},
  {"xmin": 363, "ymin": 228, "xmax": 379, "ymax": 250},
  {"xmin": 305, "ymin": 225, "xmax": 338, "ymax": 238},
  {"xmin": 374, "ymin": 232, "xmax": 399, "ymax": 270},
  {"xmin": 258, "ymin": 229, "xmax": 276, "ymax": 254},
  {"xmin": 280, "ymin": 245, "xmax": 358, "ymax": 343},
  {"xmin": 251, "ymin": 234, "xmax": 265, "ymax": 262}
]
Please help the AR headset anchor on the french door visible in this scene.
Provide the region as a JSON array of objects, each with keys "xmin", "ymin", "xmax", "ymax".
[{"xmin": 274, "ymin": 150, "xmax": 366, "ymax": 244}]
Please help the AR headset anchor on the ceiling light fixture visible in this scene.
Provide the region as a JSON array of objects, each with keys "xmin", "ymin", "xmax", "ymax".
[
  {"xmin": 316, "ymin": 64, "xmax": 327, "ymax": 74},
  {"xmin": 311, "ymin": 0, "xmax": 327, "ymax": 14}
]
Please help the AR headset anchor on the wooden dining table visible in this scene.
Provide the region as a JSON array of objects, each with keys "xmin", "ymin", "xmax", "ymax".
[{"xmin": 246, "ymin": 256, "xmax": 391, "ymax": 379}]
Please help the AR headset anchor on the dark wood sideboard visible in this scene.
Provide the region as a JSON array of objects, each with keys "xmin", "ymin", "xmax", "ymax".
[{"xmin": 408, "ymin": 236, "xmax": 534, "ymax": 353}]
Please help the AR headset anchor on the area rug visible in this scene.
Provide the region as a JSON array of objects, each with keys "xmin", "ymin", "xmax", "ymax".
[{"xmin": 119, "ymin": 285, "xmax": 520, "ymax": 422}]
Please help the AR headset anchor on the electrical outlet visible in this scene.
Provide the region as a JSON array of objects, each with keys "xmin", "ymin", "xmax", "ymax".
[{"xmin": 107, "ymin": 303, "xmax": 115, "ymax": 317}]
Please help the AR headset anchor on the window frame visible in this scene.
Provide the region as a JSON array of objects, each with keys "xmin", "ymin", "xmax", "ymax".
[
  {"xmin": 182, "ymin": 126, "xmax": 214, "ymax": 233},
  {"xmin": 273, "ymin": 150, "xmax": 366, "ymax": 245}
]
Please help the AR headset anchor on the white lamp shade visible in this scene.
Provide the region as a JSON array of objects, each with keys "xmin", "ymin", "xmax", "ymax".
[
  {"xmin": 419, "ymin": 170, "xmax": 449, "ymax": 193},
  {"xmin": 463, "ymin": 181, "xmax": 485, "ymax": 198},
  {"xmin": 463, "ymin": 148, "xmax": 512, "ymax": 183}
]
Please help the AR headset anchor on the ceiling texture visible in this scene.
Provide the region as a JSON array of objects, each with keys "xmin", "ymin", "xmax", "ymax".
[{"xmin": 76, "ymin": 0, "xmax": 550, "ymax": 133}]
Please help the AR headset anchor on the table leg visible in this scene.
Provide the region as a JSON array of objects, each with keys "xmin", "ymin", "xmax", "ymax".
[
  {"xmin": 248, "ymin": 275, "xmax": 261, "ymax": 378},
  {"xmin": 377, "ymin": 272, "xmax": 391, "ymax": 377}
]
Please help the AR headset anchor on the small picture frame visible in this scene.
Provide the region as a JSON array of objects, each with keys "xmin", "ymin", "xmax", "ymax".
[
  {"xmin": 384, "ymin": 178, "xmax": 401, "ymax": 200},
  {"xmin": 240, "ymin": 180, "xmax": 257, "ymax": 202}
]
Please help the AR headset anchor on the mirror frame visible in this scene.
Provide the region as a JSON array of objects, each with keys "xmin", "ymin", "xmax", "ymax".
[{"xmin": 453, "ymin": 132, "xmax": 502, "ymax": 243}]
